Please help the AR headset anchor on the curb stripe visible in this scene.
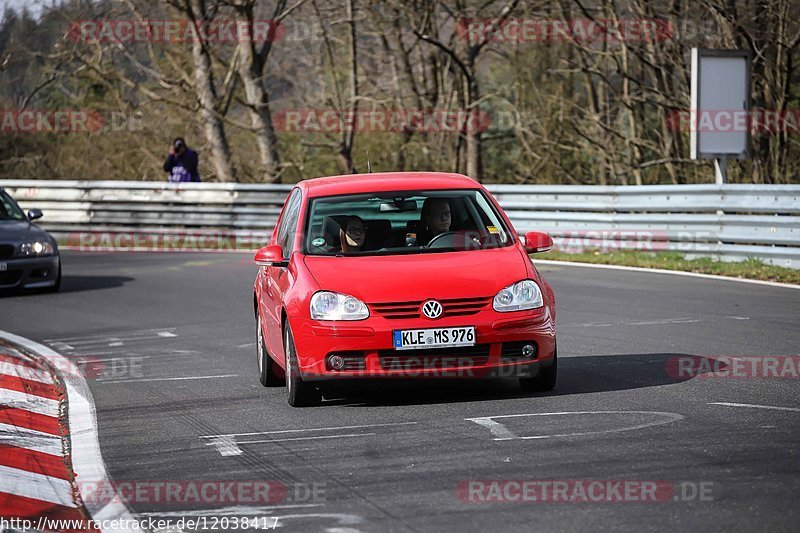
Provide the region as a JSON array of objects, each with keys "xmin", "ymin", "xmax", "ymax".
[
  {"xmin": 0, "ymin": 407, "xmax": 62, "ymax": 436},
  {"xmin": 0, "ymin": 373, "xmax": 62, "ymax": 400},
  {"xmin": 0, "ymin": 422, "xmax": 64, "ymax": 456},
  {"xmin": 0, "ymin": 330, "xmax": 146, "ymax": 533},
  {"xmin": 0, "ymin": 464, "xmax": 76, "ymax": 507},
  {"xmin": 0, "ymin": 491, "xmax": 87, "ymax": 522},
  {"xmin": 0, "ymin": 444, "xmax": 72, "ymax": 481},
  {"xmin": 0, "ymin": 361, "xmax": 55, "ymax": 384},
  {"xmin": 0, "ymin": 388, "xmax": 61, "ymax": 417},
  {"xmin": 0, "ymin": 352, "xmax": 42, "ymax": 369}
]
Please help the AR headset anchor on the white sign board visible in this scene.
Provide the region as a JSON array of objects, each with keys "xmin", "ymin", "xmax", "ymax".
[{"xmin": 690, "ymin": 49, "xmax": 751, "ymax": 160}]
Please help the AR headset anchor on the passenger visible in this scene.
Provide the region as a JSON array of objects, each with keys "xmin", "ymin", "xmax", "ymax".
[
  {"xmin": 339, "ymin": 215, "xmax": 366, "ymax": 253},
  {"xmin": 418, "ymin": 197, "xmax": 451, "ymax": 244}
]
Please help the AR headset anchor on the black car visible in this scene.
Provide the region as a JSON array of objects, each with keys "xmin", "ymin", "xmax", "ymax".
[{"xmin": 0, "ymin": 188, "xmax": 61, "ymax": 292}]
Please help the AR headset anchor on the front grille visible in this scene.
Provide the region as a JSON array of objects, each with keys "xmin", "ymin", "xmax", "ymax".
[
  {"xmin": 0, "ymin": 245, "xmax": 15, "ymax": 260},
  {"xmin": 327, "ymin": 351, "xmax": 366, "ymax": 371},
  {"xmin": 0, "ymin": 270, "xmax": 22, "ymax": 285},
  {"xmin": 370, "ymin": 296, "xmax": 491, "ymax": 320},
  {"xmin": 378, "ymin": 344, "xmax": 490, "ymax": 370},
  {"xmin": 501, "ymin": 341, "xmax": 538, "ymax": 361}
]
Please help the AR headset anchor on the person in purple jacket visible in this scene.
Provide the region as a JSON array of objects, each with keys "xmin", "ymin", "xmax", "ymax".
[{"xmin": 163, "ymin": 137, "xmax": 200, "ymax": 182}]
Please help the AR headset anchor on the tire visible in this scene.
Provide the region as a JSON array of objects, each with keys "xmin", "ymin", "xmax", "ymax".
[
  {"xmin": 284, "ymin": 323, "xmax": 322, "ymax": 407},
  {"xmin": 256, "ymin": 314, "xmax": 282, "ymax": 387},
  {"xmin": 520, "ymin": 344, "xmax": 557, "ymax": 393}
]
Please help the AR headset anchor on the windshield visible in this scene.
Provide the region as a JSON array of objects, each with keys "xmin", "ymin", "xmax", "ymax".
[
  {"xmin": 303, "ymin": 189, "xmax": 513, "ymax": 256},
  {"xmin": 0, "ymin": 191, "xmax": 26, "ymax": 221}
]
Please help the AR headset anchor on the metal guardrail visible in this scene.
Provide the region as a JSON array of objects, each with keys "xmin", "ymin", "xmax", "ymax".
[{"xmin": 1, "ymin": 180, "xmax": 799, "ymax": 269}]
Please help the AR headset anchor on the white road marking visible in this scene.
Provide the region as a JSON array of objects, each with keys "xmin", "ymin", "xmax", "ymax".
[
  {"xmin": 709, "ymin": 402, "xmax": 800, "ymax": 413},
  {"xmin": 533, "ymin": 259, "xmax": 800, "ymax": 290},
  {"xmin": 466, "ymin": 411, "xmax": 684, "ymax": 441},
  {"xmin": 199, "ymin": 421, "xmax": 418, "ymax": 439},
  {"xmin": 562, "ymin": 317, "xmax": 700, "ymax": 328},
  {"xmin": 1, "ymin": 329, "xmax": 146, "ymax": 533},
  {"xmin": 0, "ymin": 388, "xmax": 60, "ymax": 417},
  {"xmin": 80, "ymin": 355, "xmax": 153, "ymax": 362},
  {"xmin": 272, "ymin": 513, "xmax": 363, "ymax": 533},
  {"xmin": 238, "ymin": 433, "xmax": 376, "ymax": 445},
  {"xmin": 137, "ymin": 504, "xmax": 324, "ymax": 517},
  {"xmin": 628, "ymin": 318, "xmax": 701, "ymax": 326},
  {"xmin": 203, "ymin": 422, "xmax": 418, "ymax": 456},
  {"xmin": 49, "ymin": 342, "xmax": 74, "ymax": 351},
  {"xmin": 207, "ymin": 436, "xmax": 243, "ymax": 457},
  {"xmin": 0, "ymin": 423, "xmax": 64, "ymax": 456},
  {"xmin": 157, "ymin": 331, "xmax": 177, "ymax": 338},
  {"xmin": 44, "ymin": 328, "xmax": 177, "ymax": 343},
  {"xmin": 0, "ymin": 361, "xmax": 55, "ymax": 384},
  {"xmin": 467, "ymin": 418, "xmax": 516, "ymax": 440},
  {"xmin": 0, "ymin": 464, "xmax": 77, "ymax": 507},
  {"xmin": 98, "ymin": 374, "xmax": 239, "ymax": 384}
]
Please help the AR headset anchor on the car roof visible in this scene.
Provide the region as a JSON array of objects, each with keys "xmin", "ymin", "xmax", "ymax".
[{"xmin": 297, "ymin": 172, "xmax": 481, "ymax": 198}]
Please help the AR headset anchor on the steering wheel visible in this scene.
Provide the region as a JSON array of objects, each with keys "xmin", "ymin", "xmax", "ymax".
[{"xmin": 426, "ymin": 231, "xmax": 462, "ymax": 248}]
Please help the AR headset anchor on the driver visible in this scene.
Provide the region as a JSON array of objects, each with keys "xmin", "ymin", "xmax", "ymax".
[{"xmin": 419, "ymin": 197, "xmax": 451, "ymax": 244}]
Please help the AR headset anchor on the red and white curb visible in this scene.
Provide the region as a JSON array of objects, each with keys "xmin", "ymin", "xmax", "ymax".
[{"xmin": 0, "ymin": 330, "xmax": 144, "ymax": 532}]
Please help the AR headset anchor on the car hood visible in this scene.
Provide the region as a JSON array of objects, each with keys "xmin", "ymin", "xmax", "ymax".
[
  {"xmin": 0, "ymin": 220, "xmax": 50, "ymax": 243},
  {"xmin": 303, "ymin": 247, "xmax": 529, "ymax": 302}
]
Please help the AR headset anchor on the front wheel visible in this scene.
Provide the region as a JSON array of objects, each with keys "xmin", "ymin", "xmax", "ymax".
[
  {"xmin": 284, "ymin": 323, "xmax": 322, "ymax": 407},
  {"xmin": 520, "ymin": 345, "xmax": 557, "ymax": 393}
]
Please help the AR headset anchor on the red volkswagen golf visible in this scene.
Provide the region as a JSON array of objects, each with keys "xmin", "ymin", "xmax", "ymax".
[{"xmin": 253, "ymin": 172, "xmax": 556, "ymax": 406}]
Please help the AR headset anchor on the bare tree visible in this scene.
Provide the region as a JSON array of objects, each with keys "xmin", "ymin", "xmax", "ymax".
[{"xmin": 180, "ymin": 0, "xmax": 237, "ymax": 181}]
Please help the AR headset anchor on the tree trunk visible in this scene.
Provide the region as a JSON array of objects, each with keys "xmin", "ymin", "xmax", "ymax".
[
  {"xmin": 339, "ymin": 0, "xmax": 358, "ymax": 174},
  {"xmin": 189, "ymin": 0, "xmax": 236, "ymax": 182},
  {"xmin": 465, "ymin": 79, "xmax": 482, "ymax": 181},
  {"xmin": 237, "ymin": 42, "xmax": 281, "ymax": 183}
]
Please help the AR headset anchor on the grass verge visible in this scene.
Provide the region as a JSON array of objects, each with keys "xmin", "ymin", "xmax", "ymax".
[{"xmin": 536, "ymin": 250, "xmax": 800, "ymax": 285}]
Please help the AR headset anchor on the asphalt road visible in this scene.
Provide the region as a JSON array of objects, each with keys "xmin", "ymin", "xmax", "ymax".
[{"xmin": 2, "ymin": 251, "xmax": 799, "ymax": 532}]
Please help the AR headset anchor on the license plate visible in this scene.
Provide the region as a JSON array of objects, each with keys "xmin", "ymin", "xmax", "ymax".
[
  {"xmin": 393, "ymin": 326, "xmax": 475, "ymax": 350},
  {"xmin": 0, "ymin": 263, "xmax": 6, "ymax": 271}
]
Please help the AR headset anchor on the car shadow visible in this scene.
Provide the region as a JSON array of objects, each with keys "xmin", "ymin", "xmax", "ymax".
[
  {"xmin": 0, "ymin": 274, "xmax": 134, "ymax": 297},
  {"xmin": 59, "ymin": 274, "xmax": 134, "ymax": 293},
  {"xmin": 321, "ymin": 353, "xmax": 727, "ymax": 407}
]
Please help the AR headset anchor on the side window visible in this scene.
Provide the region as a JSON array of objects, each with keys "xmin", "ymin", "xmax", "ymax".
[
  {"xmin": 276, "ymin": 189, "xmax": 302, "ymax": 257},
  {"xmin": 0, "ymin": 192, "xmax": 25, "ymax": 220}
]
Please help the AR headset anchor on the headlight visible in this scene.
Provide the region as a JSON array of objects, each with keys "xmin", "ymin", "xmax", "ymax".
[
  {"xmin": 493, "ymin": 280, "xmax": 543, "ymax": 312},
  {"xmin": 19, "ymin": 241, "xmax": 54, "ymax": 257},
  {"xmin": 310, "ymin": 291, "xmax": 369, "ymax": 321}
]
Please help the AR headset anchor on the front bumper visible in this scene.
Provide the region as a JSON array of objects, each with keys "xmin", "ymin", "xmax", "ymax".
[
  {"xmin": 291, "ymin": 306, "xmax": 556, "ymax": 381},
  {"xmin": 0, "ymin": 255, "xmax": 60, "ymax": 290}
]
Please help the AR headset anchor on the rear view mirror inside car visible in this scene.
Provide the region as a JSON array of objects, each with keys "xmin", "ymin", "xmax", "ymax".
[{"xmin": 380, "ymin": 199, "xmax": 417, "ymax": 212}]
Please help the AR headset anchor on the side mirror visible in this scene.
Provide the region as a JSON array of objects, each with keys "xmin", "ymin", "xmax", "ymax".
[
  {"xmin": 522, "ymin": 231, "xmax": 553, "ymax": 254},
  {"xmin": 27, "ymin": 209, "xmax": 43, "ymax": 221},
  {"xmin": 254, "ymin": 245, "xmax": 288, "ymax": 267}
]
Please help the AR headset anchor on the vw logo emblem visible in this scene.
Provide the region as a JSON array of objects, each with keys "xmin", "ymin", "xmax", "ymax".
[{"xmin": 421, "ymin": 300, "xmax": 443, "ymax": 319}]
